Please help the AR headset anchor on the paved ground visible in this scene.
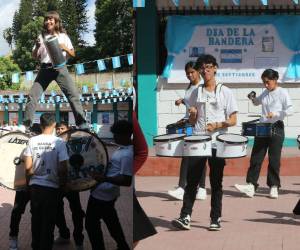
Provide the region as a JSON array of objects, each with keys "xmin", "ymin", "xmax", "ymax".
[
  {"xmin": 135, "ymin": 176, "xmax": 300, "ymax": 250},
  {"xmin": 0, "ymin": 186, "xmax": 133, "ymax": 250}
]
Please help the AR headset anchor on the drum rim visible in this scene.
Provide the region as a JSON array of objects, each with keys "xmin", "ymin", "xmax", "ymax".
[
  {"xmin": 0, "ymin": 131, "xmax": 31, "ymax": 140},
  {"xmin": 216, "ymin": 133, "xmax": 248, "ymax": 144},
  {"xmin": 184, "ymin": 135, "xmax": 211, "ymax": 142},
  {"xmin": 153, "ymin": 134, "xmax": 186, "ymax": 142},
  {"xmin": 242, "ymin": 122, "xmax": 272, "ymax": 126}
]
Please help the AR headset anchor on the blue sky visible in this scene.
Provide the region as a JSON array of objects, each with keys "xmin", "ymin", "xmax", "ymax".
[{"xmin": 0, "ymin": 0, "xmax": 96, "ymax": 56}]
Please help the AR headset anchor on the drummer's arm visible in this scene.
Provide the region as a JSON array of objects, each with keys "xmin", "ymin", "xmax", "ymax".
[
  {"xmin": 215, "ymin": 112, "xmax": 237, "ymax": 130},
  {"xmin": 24, "ymin": 156, "xmax": 33, "ymax": 185},
  {"xmin": 188, "ymin": 106, "xmax": 198, "ymax": 125},
  {"xmin": 60, "ymin": 43, "xmax": 75, "ymax": 58}
]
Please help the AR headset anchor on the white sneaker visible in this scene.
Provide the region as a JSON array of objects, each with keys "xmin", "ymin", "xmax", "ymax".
[
  {"xmin": 196, "ymin": 187, "xmax": 207, "ymax": 200},
  {"xmin": 168, "ymin": 187, "xmax": 184, "ymax": 200},
  {"xmin": 9, "ymin": 236, "xmax": 18, "ymax": 250},
  {"xmin": 234, "ymin": 183, "xmax": 255, "ymax": 198},
  {"xmin": 269, "ymin": 186, "xmax": 278, "ymax": 199}
]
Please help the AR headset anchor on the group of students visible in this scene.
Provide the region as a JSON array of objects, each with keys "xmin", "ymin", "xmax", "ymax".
[
  {"xmin": 167, "ymin": 54, "xmax": 293, "ymax": 231},
  {"xmin": 8, "ymin": 113, "xmax": 133, "ymax": 250}
]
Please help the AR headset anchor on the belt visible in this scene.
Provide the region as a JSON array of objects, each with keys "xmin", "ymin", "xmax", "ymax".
[
  {"xmin": 41, "ymin": 63, "xmax": 53, "ymax": 68},
  {"xmin": 272, "ymin": 120, "xmax": 284, "ymax": 128}
]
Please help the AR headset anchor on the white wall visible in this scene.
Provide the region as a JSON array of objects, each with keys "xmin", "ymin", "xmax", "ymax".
[{"xmin": 156, "ymin": 80, "xmax": 300, "ymax": 138}]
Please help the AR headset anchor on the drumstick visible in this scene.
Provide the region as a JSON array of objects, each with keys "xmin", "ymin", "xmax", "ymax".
[{"xmin": 248, "ymin": 114, "xmax": 261, "ymax": 117}]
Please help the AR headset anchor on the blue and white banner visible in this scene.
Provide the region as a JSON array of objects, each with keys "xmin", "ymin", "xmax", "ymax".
[
  {"xmin": 112, "ymin": 56, "xmax": 121, "ymax": 69},
  {"xmin": 97, "ymin": 59, "xmax": 106, "ymax": 71},
  {"xmin": 127, "ymin": 53, "xmax": 133, "ymax": 65},
  {"xmin": 133, "ymin": 0, "xmax": 145, "ymax": 8},
  {"xmin": 162, "ymin": 16, "xmax": 300, "ymax": 83}
]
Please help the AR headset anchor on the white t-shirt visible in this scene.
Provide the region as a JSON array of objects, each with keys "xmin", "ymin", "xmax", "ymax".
[
  {"xmin": 183, "ymin": 83, "xmax": 201, "ymax": 119},
  {"xmin": 24, "ymin": 134, "xmax": 69, "ymax": 188},
  {"xmin": 91, "ymin": 145, "xmax": 133, "ymax": 201},
  {"xmin": 33, "ymin": 33, "xmax": 73, "ymax": 64},
  {"xmin": 193, "ymin": 84, "xmax": 238, "ymax": 145},
  {"xmin": 253, "ymin": 87, "xmax": 293, "ymax": 123}
]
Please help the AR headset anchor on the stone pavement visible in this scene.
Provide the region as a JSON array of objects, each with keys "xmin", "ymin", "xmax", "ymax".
[
  {"xmin": 135, "ymin": 176, "xmax": 300, "ymax": 250},
  {"xmin": 0, "ymin": 186, "xmax": 133, "ymax": 250}
]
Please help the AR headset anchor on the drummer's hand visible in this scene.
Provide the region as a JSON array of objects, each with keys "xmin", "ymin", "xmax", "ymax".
[
  {"xmin": 59, "ymin": 43, "xmax": 68, "ymax": 51},
  {"xmin": 89, "ymin": 171, "xmax": 105, "ymax": 183},
  {"xmin": 189, "ymin": 106, "xmax": 197, "ymax": 119},
  {"xmin": 35, "ymin": 38, "xmax": 41, "ymax": 48},
  {"xmin": 266, "ymin": 112, "xmax": 274, "ymax": 118},
  {"xmin": 206, "ymin": 123, "xmax": 217, "ymax": 132},
  {"xmin": 175, "ymin": 98, "xmax": 184, "ymax": 106}
]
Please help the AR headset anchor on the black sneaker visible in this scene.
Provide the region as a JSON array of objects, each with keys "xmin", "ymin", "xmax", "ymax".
[
  {"xmin": 209, "ymin": 218, "xmax": 221, "ymax": 231},
  {"xmin": 172, "ymin": 214, "xmax": 191, "ymax": 230}
]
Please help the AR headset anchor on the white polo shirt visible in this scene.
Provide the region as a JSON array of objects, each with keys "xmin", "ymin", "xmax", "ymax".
[
  {"xmin": 253, "ymin": 87, "xmax": 293, "ymax": 123},
  {"xmin": 183, "ymin": 83, "xmax": 201, "ymax": 119}
]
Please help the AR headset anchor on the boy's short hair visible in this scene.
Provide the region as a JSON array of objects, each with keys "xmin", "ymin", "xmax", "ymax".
[
  {"xmin": 110, "ymin": 120, "xmax": 133, "ymax": 136},
  {"xmin": 196, "ymin": 54, "xmax": 218, "ymax": 68},
  {"xmin": 31, "ymin": 123, "xmax": 42, "ymax": 135},
  {"xmin": 56, "ymin": 120, "xmax": 69, "ymax": 128},
  {"xmin": 40, "ymin": 113, "xmax": 56, "ymax": 128}
]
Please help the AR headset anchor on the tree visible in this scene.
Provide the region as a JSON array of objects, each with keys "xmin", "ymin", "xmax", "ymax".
[
  {"xmin": 11, "ymin": 0, "xmax": 34, "ymax": 41},
  {"xmin": 60, "ymin": 0, "xmax": 88, "ymax": 49},
  {"xmin": 33, "ymin": 0, "xmax": 59, "ymax": 17},
  {"xmin": 3, "ymin": 28, "xmax": 13, "ymax": 50},
  {"xmin": 0, "ymin": 56, "xmax": 21, "ymax": 90},
  {"xmin": 12, "ymin": 17, "xmax": 44, "ymax": 71},
  {"xmin": 94, "ymin": 0, "xmax": 133, "ymax": 57}
]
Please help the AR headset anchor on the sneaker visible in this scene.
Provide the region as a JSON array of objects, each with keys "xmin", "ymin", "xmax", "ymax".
[
  {"xmin": 234, "ymin": 183, "xmax": 255, "ymax": 198},
  {"xmin": 172, "ymin": 214, "xmax": 191, "ymax": 230},
  {"xmin": 269, "ymin": 186, "xmax": 278, "ymax": 199},
  {"xmin": 196, "ymin": 187, "xmax": 207, "ymax": 200},
  {"xmin": 168, "ymin": 187, "xmax": 184, "ymax": 200},
  {"xmin": 54, "ymin": 236, "xmax": 70, "ymax": 244},
  {"xmin": 9, "ymin": 236, "xmax": 18, "ymax": 250},
  {"xmin": 209, "ymin": 218, "xmax": 221, "ymax": 231},
  {"xmin": 76, "ymin": 245, "xmax": 84, "ymax": 250}
]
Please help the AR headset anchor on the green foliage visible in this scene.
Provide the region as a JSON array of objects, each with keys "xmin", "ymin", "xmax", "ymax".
[
  {"xmin": 95, "ymin": 0, "xmax": 133, "ymax": 57},
  {"xmin": 3, "ymin": 28, "xmax": 13, "ymax": 50},
  {"xmin": 60, "ymin": 0, "xmax": 88, "ymax": 49},
  {"xmin": 0, "ymin": 56, "xmax": 21, "ymax": 90},
  {"xmin": 12, "ymin": 17, "xmax": 44, "ymax": 71}
]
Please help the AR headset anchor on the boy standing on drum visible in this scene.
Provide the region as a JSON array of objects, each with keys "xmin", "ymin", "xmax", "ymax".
[
  {"xmin": 235, "ymin": 69, "xmax": 293, "ymax": 199},
  {"xmin": 24, "ymin": 113, "xmax": 69, "ymax": 250},
  {"xmin": 172, "ymin": 54, "xmax": 238, "ymax": 231},
  {"xmin": 85, "ymin": 120, "xmax": 133, "ymax": 250},
  {"xmin": 22, "ymin": 11, "xmax": 88, "ymax": 131}
]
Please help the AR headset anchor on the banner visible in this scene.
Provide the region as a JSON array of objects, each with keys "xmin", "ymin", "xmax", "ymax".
[{"xmin": 162, "ymin": 15, "xmax": 300, "ymax": 83}]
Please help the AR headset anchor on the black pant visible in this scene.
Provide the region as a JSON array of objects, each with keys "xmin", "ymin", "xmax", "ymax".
[
  {"xmin": 56, "ymin": 191, "xmax": 85, "ymax": 246},
  {"xmin": 246, "ymin": 121, "xmax": 284, "ymax": 188},
  {"xmin": 9, "ymin": 189, "xmax": 30, "ymax": 237},
  {"xmin": 181, "ymin": 149, "xmax": 225, "ymax": 220},
  {"xmin": 85, "ymin": 196, "xmax": 130, "ymax": 250},
  {"xmin": 30, "ymin": 185, "xmax": 59, "ymax": 250},
  {"xmin": 178, "ymin": 156, "xmax": 207, "ymax": 189}
]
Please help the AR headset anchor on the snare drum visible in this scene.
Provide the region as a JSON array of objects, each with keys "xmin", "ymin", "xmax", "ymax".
[
  {"xmin": 59, "ymin": 129, "xmax": 108, "ymax": 191},
  {"xmin": 216, "ymin": 133, "xmax": 248, "ymax": 158},
  {"xmin": 0, "ymin": 132, "xmax": 30, "ymax": 190},
  {"xmin": 153, "ymin": 134, "xmax": 185, "ymax": 157},
  {"xmin": 242, "ymin": 121, "xmax": 273, "ymax": 137},
  {"xmin": 183, "ymin": 135, "xmax": 212, "ymax": 157}
]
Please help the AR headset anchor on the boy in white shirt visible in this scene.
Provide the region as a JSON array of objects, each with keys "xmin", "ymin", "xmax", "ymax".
[
  {"xmin": 172, "ymin": 54, "xmax": 238, "ymax": 231},
  {"xmin": 24, "ymin": 113, "xmax": 69, "ymax": 250},
  {"xmin": 85, "ymin": 120, "xmax": 133, "ymax": 250}
]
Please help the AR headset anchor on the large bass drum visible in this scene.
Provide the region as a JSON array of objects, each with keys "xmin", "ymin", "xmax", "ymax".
[
  {"xmin": 0, "ymin": 132, "xmax": 30, "ymax": 190},
  {"xmin": 59, "ymin": 129, "xmax": 109, "ymax": 191}
]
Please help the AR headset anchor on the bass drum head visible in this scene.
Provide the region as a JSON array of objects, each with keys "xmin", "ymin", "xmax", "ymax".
[
  {"xmin": 0, "ymin": 132, "xmax": 30, "ymax": 190},
  {"xmin": 59, "ymin": 129, "xmax": 108, "ymax": 191}
]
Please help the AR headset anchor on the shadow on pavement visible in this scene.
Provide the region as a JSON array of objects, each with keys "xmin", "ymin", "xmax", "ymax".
[{"xmin": 246, "ymin": 210, "xmax": 300, "ymax": 226}]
